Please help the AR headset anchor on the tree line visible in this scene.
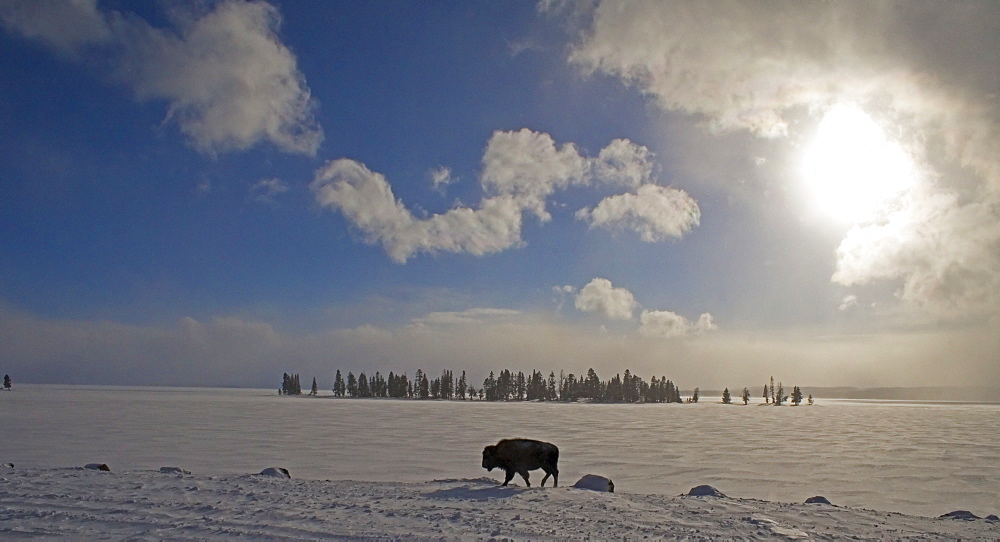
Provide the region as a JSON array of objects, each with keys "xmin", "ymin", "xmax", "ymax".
[
  {"xmin": 286, "ymin": 368, "xmax": 684, "ymax": 403},
  {"xmin": 284, "ymin": 369, "xmax": 811, "ymax": 407}
]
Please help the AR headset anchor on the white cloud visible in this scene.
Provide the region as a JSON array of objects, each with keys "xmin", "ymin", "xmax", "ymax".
[
  {"xmin": 639, "ymin": 310, "xmax": 716, "ymax": 338},
  {"xmin": 592, "ymin": 138, "xmax": 655, "ymax": 188},
  {"xmin": 315, "ymin": 130, "xmax": 689, "ymax": 262},
  {"xmin": 576, "ymin": 184, "xmax": 700, "ymax": 242},
  {"xmin": 566, "ymin": 1, "xmax": 1000, "ymax": 318},
  {"xmin": 574, "ymin": 278, "xmax": 637, "ymax": 320},
  {"xmin": 250, "ymin": 177, "xmax": 289, "ymax": 204},
  {"xmin": 480, "ymin": 128, "xmax": 590, "ymax": 221},
  {"xmin": 311, "ymin": 159, "xmax": 524, "ymax": 263},
  {"xmin": 1, "ymin": 0, "xmax": 322, "ymax": 155}
]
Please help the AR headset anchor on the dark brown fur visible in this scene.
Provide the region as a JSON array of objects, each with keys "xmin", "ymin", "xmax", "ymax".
[{"xmin": 482, "ymin": 438, "xmax": 559, "ymax": 487}]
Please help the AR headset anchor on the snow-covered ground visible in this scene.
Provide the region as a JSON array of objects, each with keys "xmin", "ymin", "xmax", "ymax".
[
  {"xmin": 2, "ymin": 385, "xmax": 999, "ymax": 538},
  {"xmin": 2, "ymin": 466, "xmax": 998, "ymax": 540}
]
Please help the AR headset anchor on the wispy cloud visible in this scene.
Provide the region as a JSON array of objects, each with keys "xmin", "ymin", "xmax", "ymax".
[
  {"xmin": 250, "ymin": 178, "xmax": 290, "ymax": 204},
  {"xmin": 428, "ymin": 166, "xmax": 456, "ymax": 193},
  {"xmin": 838, "ymin": 295, "xmax": 859, "ymax": 312},
  {"xmin": 6, "ymin": 305, "xmax": 989, "ymax": 389},
  {"xmin": 1, "ymin": 0, "xmax": 323, "ymax": 155},
  {"xmin": 566, "ymin": 1, "xmax": 1000, "ymax": 319},
  {"xmin": 639, "ymin": 310, "xmax": 716, "ymax": 338}
]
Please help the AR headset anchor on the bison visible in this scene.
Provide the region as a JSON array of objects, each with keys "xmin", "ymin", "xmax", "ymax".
[{"xmin": 482, "ymin": 438, "xmax": 559, "ymax": 487}]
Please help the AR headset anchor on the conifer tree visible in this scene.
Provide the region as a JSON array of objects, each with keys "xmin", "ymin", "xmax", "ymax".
[
  {"xmin": 3, "ymin": 374, "xmax": 11, "ymax": 390},
  {"xmin": 347, "ymin": 372, "xmax": 358, "ymax": 397},
  {"xmin": 692, "ymin": 387, "xmax": 700, "ymax": 403},
  {"xmin": 310, "ymin": 376, "xmax": 318, "ymax": 396},
  {"xmin": 722, "ymin": 387, "xmax": 731, "ymax": 404},
  {"xmin": 333, "ymin": 370, "xmax": 345, "ymax": 397},
  {"xmin": 358, "ymin": 372, "xmax": 370, "ymax": 397},
  {"xmin": 791, "ymin": 385, "xmax": 803, "ymax": 406},
  {"xmin": 741, "ymin": 387, "xmax": 750, "ymax": 405},
  {"xmin": 808, "ymin": 394, "xmax": 814, "ymax": 405},
  {"xmin": 419, "ymin": 372, "xmax": 430, "ymax": 399},
  {"xmin": 410, "ymin": 369, "xmax": 424, "ymax": 397}
]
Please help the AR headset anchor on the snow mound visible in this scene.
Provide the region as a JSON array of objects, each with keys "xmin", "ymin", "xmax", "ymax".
[
  {"xmin": 805, "ymin": 495, "xmax": 832, "ymax": 505},
  {"xmin": 159, "ymin": 466, "xmax": 190, "ymax": 475},
  {"xmin": 259, "ymin": 467, "xmax": 291, "ymax": 479},
  {"xmin": 686, "ymin": 484, "xmax": 726, "ymax": 497},
  {"xmin": 83, "ymin": 463, "xmax": 110, "ymax": 472},
  {"xmin": 572, "ymin": 474, "xmax": 615, "ymax": 492}
]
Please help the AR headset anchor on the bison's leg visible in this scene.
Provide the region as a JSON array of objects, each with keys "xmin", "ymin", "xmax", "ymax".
[
  {"xmin": 541, "ymin": 467, "xmax": 558, "ymax": 487},
  {"xmin": 518, "ymin": 469, "xmax": 531, "ymax": 487},
  {"xmin": 502, "ymin": 468, "xmax": 515, "ymax": 486}
]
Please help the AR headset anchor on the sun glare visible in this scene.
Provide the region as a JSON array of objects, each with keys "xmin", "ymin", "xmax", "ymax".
[{"xmin": 802, "ymin": 105, "xmax": 915, "ymax": 222}]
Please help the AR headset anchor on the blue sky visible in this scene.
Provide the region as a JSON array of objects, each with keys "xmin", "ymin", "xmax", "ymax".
[{"xmin": 1, "ymin": 1, "xmax": 997, "ymax": 389}]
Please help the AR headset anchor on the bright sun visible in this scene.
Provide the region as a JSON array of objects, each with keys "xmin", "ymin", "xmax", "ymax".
[{"xmin": 802, "ymin": 104, "xmax": 915, "ymax": 222}]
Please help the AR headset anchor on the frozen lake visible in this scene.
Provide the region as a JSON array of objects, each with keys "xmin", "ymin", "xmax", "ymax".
[{"xmin": 2, "ymin": 385, "xmax": 998, "ymax": 517}]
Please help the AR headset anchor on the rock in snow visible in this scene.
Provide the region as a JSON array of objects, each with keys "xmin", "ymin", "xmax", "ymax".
[
  {"xmin": 83, "ymin": 463, "xmax": 111, "ymax": 472},
  {"xmin": 259, "ymin": 467, "xmax": 291, "ymax": 478},
  {"xmin": 686, "ymin": 484, "xmax": 726, "ymax": 498},
  {"xmin": 159, "ymin": 466, "xmax": 191, "ymax": 475},
  {"xmin": 572, "ymin": 474, "xmax": 615, "ymax": 492},
  {"xmin": 805, "ymin": 495, "xmax": 832, "ymax": 505}
]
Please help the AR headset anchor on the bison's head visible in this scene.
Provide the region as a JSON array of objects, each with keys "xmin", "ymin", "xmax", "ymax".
[{"xmin": 482, "ymin": 445, "xmax": 498, "ymax": 470}]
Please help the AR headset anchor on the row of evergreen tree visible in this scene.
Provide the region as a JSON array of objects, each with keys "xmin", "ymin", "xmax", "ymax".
[
  {"xmin": 319, "ymin": 368, "xmax": 684, "ymax": 403},
  {"xmin": 284, "ymin": 370, "xmax": 809, "ymax": 406}
]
